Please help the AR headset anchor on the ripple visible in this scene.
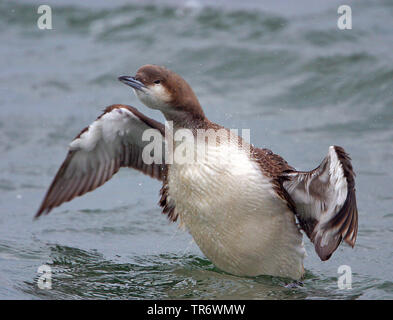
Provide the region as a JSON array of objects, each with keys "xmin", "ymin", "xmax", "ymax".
[{"xmin": 19, "ymin": 245, "xmax": 314, "ymax": 299}]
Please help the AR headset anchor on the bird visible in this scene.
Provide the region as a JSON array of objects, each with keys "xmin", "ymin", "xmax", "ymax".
[{"xmin": 35, "ymin": 64, "xmax": 358, "ymax": 280}]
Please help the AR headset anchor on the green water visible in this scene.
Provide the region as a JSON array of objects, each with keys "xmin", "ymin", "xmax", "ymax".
[{"xmin": 0, "ymin": 0, "xmax": 392, "ymax": 299}]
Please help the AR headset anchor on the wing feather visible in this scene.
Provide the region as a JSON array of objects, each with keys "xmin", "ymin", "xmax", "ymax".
[
  {"xmin": 35, "ymin": 104, "xmax": 166, "ymax": 218},
  {"xmin": 283, "ymin": 146, "xmax": 358, "ymax": 261}
]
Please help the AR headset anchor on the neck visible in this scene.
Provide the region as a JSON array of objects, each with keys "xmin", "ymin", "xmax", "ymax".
[{"xmin": 162, "ymin": 104, "xmax": 207, "ymax": 129}]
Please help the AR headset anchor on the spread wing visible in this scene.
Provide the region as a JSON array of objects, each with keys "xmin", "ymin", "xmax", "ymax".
[
  {"xmin": 35, "ymin": 104, "xmax": 167, "ymax": 218},
  {"xmin": 282, "ymin": 146, "xmax": 358, "ymax": 261}
]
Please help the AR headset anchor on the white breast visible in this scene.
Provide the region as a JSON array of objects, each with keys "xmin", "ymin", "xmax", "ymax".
[{"xmin": 167, "ymin": 139, "xmax": 306, "ymax": 280}]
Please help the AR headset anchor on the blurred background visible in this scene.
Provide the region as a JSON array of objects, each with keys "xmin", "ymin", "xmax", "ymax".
[{"xmin": 0, "ymin": 0, "xmax": 392, "ymax": 299}]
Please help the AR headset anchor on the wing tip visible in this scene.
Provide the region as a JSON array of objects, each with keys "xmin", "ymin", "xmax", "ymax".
[
  {"xmin": 34, "ymin": 203, "xmax": 52, "ymax": 220},
  {"xmin": 300, "ymin": 145, "xmax": 359, "ymax": 261},
  {"xmin": 312, "ymin": 188, "xmax": 358, "ymax": 261},
  {"xmin": 331, "ymin": 145, "xmax": 356, "ymax": 178},
  {"xmin": 33, "ymin": 210, "xmax": 44, "ymax": 220},
  {"xmin": 314, "ymin": 227, "xmax": 357, "ymax": 262}
]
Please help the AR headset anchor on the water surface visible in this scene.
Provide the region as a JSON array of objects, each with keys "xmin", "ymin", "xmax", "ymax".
[{"xmin": 0, "ymin": 0, "xmax": 392, "ymax": 299}]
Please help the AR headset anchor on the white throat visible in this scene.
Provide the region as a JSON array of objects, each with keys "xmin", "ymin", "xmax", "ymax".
[{"xmin": 135, "ymin": 85, "xmax": 170, "ymax": 110}]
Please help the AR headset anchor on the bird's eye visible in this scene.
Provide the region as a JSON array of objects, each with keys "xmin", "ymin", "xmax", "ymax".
[{"xmin": 154, "ymin": 80, "xmax": 161, "ymax": 84}]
